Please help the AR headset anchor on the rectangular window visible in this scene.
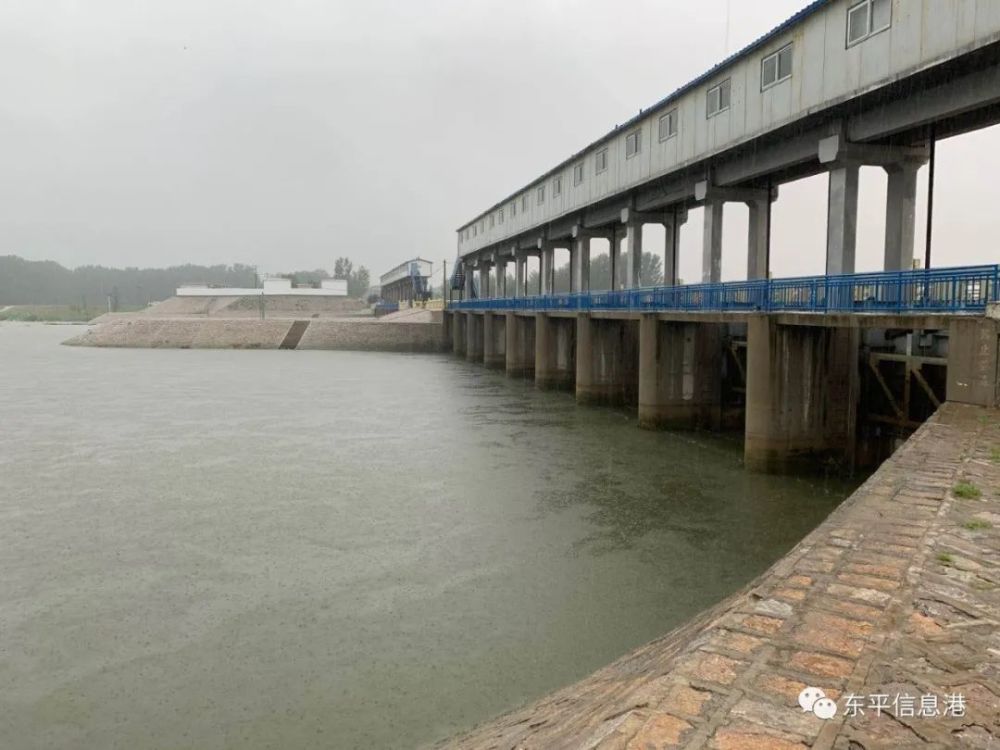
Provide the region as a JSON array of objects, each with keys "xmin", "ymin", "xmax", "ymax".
[
  {"xmin": 658, "ymin": 109, "xmax": 677, "ymax": 141},
  {"xmin": 511, "ymin": 201, "xmax": 517, "ymax": 218},
  {"xmin": 847, "ymin": 0, "xmax": 890, "ymax": 46},
  {"xmin": 499, "ymin": 207, "xmax": 504, "ymax": 224},
  {"xmin": 473, "ymin": 225, "xmax": 477, "ymax": 237},
  {"xmin": 553, "ymin": 176, "xmax": 562, "ymax": 197},
  {"xmin": 489, "ymin": 214, "xmax": 495, "ymax": 228},
  {"xmin": 625, "ymin": 129, "xmax": 641, "ymax": 158},
  {"xmin": 537, "ymin": 185, "xmax": 545, "ymax": 204},
  {"xmin": 761, "ymin": 43, "xmax": 793, "ymax": 89},
  {"xmin": 573, "ymin": 162, "xmax": 585, "ymax": 185},
  {"xmin": 522, "ymin": 195, "xmax": 528, "ymax": 212},
  {"xmin": 706, "ymin": 78, "xmax": 731, "ymax": 118},
  {"xmin": 595, "ymin": 148, "xmax": 608, "ymax": 174}
]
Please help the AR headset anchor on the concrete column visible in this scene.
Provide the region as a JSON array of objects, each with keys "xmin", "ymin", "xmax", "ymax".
[
  {"xmin": 572, "ymin": 238, "xmax": 590, "ymax": 293},
  {"xmin": 575, "ymin": 314, "xmax": 594, "ymax": 401},
  {"xmin": 608, "ymin": 229, "xmax": 619, "ymax": 290},
  {"xmin": 479, "ymin": 264, "xmax": 491, "ymax": 299},
  {"xmin": 946, "ymin": 318, "xmax": 1000, "ymax": 407},
  {"xmin": 535, "ymin": 313, "xmax": 552, "ymax": 386},
  {"xmin": 744, "ymin": 316, "xmax": 860, "ymax": 473},
  {"xmin": 515, "ymin": 257, "xmax": 525, "ymax": 298},
  {"xmin": 465, "ymin": 312, "xmax": 484, "ymax": 362},
  {"xmin": 535, "ymin": 313, "xmax": 575, "ymax": 389},
  {"xmin": 637, "ymin": 317, "xmax": 723, "ymax": 429},
  {"xmin": 883, "ymin": 161, "xmax": 921, "ymax": 271},
  {"xmin": 452, "ymin": 311, "xmax": 466, "ymax": 356},
  {"xmin": 826, "ymin": 164, "xmax": 859, "ymax": 275},
  {"xmin": 577, "ymin": 316, "xmax": 639, "ymax": 406},
  {"xmin": 540, "ymin": 248, "xmax": 553, "ymax": 295},
  {"xmin": 483, "ymin": 312, "xmax": 505, "ymax": 368},
  {"xmin": 463, "ymin": 265, "xmax": 474, "ymax": 299},
  {"xmin": 702, "ymin": 200, "xmax": 724, "ymax": 283},
  {"xmin": 505, "ymin": 312, "xmax": 535, "ymax": 377},
  {"xmin": 663, "ymin": 211, "xmax": 686, "ymax": 286},
  {"xmin": 625, "ymin": 222, "xmax": 643, "ymax": 289},
  {"xmin": 747, "ymin": 198, "xmax": 771, "ymax": 280}
]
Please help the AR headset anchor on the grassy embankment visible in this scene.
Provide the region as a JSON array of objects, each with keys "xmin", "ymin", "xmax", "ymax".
[{"xmin": 0, "ymin": 305, "xmax": 141, "ymax": 322}]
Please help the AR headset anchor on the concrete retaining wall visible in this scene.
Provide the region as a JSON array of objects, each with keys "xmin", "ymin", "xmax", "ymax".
[{"xmin": 63, "ymin": 317, "xmax": 447, "ymax": 353}]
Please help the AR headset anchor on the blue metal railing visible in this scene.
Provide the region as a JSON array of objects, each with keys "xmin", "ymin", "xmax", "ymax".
[{"xmin": 448, "ymin": 264, "xmax": 1000, "ymax": 315}]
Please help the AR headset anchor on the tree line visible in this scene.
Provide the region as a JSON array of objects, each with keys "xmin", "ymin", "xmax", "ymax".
[{"xmin": 0, "ymin": 255, "xmax": 371, "ymax": 308}]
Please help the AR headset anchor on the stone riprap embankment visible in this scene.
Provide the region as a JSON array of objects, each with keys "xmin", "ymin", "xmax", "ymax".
[
  {"xmin": 63, "ymin": 312, "xmax": 447, "ymax": 353},
  {"xmin": 437, "ymin": 402, "xmax": 1000, "ymax": 749}
]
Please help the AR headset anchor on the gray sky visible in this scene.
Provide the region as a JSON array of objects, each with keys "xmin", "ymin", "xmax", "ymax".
[{"xmin": 2, "ymin": 0, "xmax": 997, "ymax": 279}]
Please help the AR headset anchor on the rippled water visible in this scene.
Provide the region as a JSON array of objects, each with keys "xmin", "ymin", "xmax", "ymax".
[{"xmin": 0, "ymin": 323, "xmax": 857, "ymax": 749}]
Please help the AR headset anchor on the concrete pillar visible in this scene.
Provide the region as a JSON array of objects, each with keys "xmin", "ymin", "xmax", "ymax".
[
  {"xmin": 463, "ymin": 266, "xmax": 474, "ymax": 300},
  {"xmin": 572, "ymin": 238, "xmax": 590, "ymax": 293},
  {"xmin": 515, "ymin": 257, "xmax": 525, "ymax": 298},
  {"xmin": 663, "ymin": 211, "xmax": 686, "ymax": 286},
  {"xmin": 452, "ymin": 311, "xmax": 466, "ymax": 356},
  {"xmin": 479, "ymin": 264, "xmax": 491, "ymax": 299},
  {"xmin": 637, "ymin": 317, "xmax": 723, "ymax": 429},
  {"xmin": 625, "ymin": 222, "xmax": 643, "ymax": 289},
  {"xmin": 744, "ymin": 316, "xmax": 860, "ymax": 473},
  {"xmin": 505, "ymin": 312, "xmax": 535, "ymax": 377},
  {"xmin": 702, "ymin": 200, "xmax": 724, "ymax": 283},
  {"xmin": 540, "ymin": 248, "xmax": 553, "ymax": 295},
  {"xmin": 826, "ymin": 164, "xmax": 859, "ymax": 275},
  {"xmin": 577, "ymin": 316, "xmax": 639, "ymax": 406},
  {"xmin": 747, "ymin": 198, "xmax": 771, "ymax": 280},
  {"xmin": 947, "ymin": 318, "xmax": 1000, "ymax": 407},
  {"xmin": 575, "ymin": 314, "xmax": 594, "ymax": 400},
  {"xmin": 465, "ymin": 312, "xmax": 484, "ymax": 362},
  {"xmin": 534, "ymin": 313, "xmax": 575, "ymax": 389},
  {"xmin": 483, "ymin": 312, "xmax": 505, "ymax": 368},
  {"xmin": 883, "ymin": 161, "xmax": 921, "ymax": 271}
]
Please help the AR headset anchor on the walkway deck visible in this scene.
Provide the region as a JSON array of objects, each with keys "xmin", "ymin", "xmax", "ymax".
[{"xmin": 437, "ymin": 403, "xmax": 1000, "ymax": 749}]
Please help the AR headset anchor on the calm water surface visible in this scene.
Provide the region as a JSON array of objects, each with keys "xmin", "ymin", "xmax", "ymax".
[{"xmin": 0, "ymin": 323, "xmax": 857, "ymax": 749}]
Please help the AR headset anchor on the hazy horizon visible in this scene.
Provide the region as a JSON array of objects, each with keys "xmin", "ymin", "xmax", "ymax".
[{"xmin": 2, "ymin": 0, "xmax": 998, "ymax": 282}]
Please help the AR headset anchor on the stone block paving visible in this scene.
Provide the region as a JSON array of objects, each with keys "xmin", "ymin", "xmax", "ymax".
[{"xmin": 435, "ymin": 403, "xmax": 1000, "ymax": 749}]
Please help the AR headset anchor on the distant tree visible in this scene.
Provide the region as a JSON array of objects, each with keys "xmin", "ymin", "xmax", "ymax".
[
  {"xmin": 333, "ymin": 257, "xmax": 353, "ymax": 280},
  {"xmin": 348, "ymin": 266, "xmax": 370, "ymax": 298}
]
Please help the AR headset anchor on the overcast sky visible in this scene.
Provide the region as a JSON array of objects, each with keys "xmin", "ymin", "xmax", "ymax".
[{"xmin": 2, "ymin": 0, "xmax": 997, "ymax": 280}]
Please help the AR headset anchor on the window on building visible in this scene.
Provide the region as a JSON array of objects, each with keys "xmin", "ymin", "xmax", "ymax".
[
  {"xmin": 522, "ymin": 194, "xmax": 528, "ymax": 212},
  {"xmin": 537, "ymin": 185, "xmax": 545, "ymax": 204},
  {"xmin": 595, "ymin": 148, "xmax": 608, "ymax": 174},
  {"xmin": 480, "ymin": 220, "xmax": 485, "ymax": 233},
  {"xmin": 847, "ymin": 0, "xmax": 890, "ymax": 46},
  {"xmin": 573, "ymin": 162, "xmax": 585, "ymax": 185},
  {"xmin": 625, "ymin": 129, "xmax": 641, "ymax": 158},
  {"xmin": 658, "ymin": 109, "xmax": 677, "ymax": 141},
  {"xmin": 499, "ymin": 207, "xmax": 504, "ymax": 224},
  {"xmin": 553, "ymin": 176, "xmax": 562, "ymax": 197},
  {"xmin": 761, "ymin": 43, "xmax": 793, "ymax": 89},
  {"xmin": 706, "ymin": 78, "xmax": 731, "ymax": 117},
  {"xmin": 511, "ymin": 201, "xmax": 517, "ymax": 218},
  {"xmin": 473, "ymin": 225, "xmax": 477, "ymax": 237},
  {"xmin": 489, "ymin": 214, "xmax": 495, "ymax": 228}
]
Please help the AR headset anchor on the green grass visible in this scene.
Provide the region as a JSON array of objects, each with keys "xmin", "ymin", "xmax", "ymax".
[
  {"xmin": 963, "ymin": 519, "xmax": 992, "ymax": 531},
  {"xmin": 990, "ymin": 447, "xmax": 1000, "ymax": 464},
  {"xmin": 953, "ymin": 481, "xmax": 983, "ymax": 500},
  {"xmin": 936, "ymin": 552, "xmax": 954, "ymax": 565},
  {"xmin": 0, "ymin": 304, "xmax": 142, "ymax": 322}
]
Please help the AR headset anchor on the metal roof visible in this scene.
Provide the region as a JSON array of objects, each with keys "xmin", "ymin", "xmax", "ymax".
[{"xmin": 458, "ymin": 0, "xmax": 831, "ymax": 233}]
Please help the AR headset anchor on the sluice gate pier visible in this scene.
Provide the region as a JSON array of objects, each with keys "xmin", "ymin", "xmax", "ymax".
[{"xmin": 445, "ymin": 264, "xmax": 1000, "ymax": 472}]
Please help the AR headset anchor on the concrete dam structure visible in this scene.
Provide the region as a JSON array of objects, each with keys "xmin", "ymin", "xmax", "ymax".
[{"xmin": 446, "ymin": 0, "xmax": 1000, "ymax": 472}]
